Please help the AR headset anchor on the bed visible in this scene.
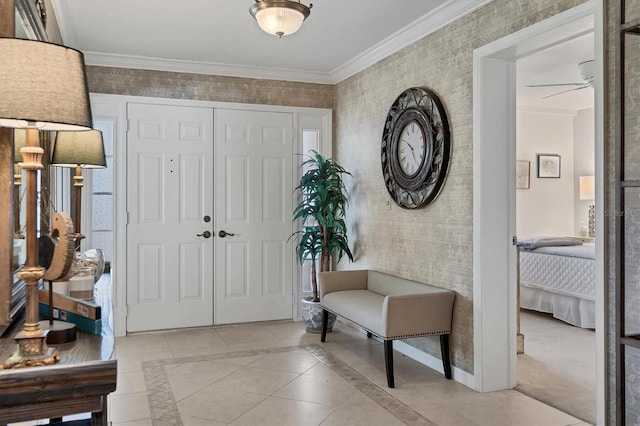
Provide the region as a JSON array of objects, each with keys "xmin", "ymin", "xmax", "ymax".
[{"xmin": 518, "ymin": 238, "xmax": 595, "ymax": 329}]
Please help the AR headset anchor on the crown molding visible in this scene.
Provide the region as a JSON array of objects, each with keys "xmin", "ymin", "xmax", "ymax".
[
  {"xmin": 330, "ymin": 0, "xmax": 492, "ymax": 83},
  {"xmin": 82, "ymin": 52, "xmax": 335, "ymax": 84}
]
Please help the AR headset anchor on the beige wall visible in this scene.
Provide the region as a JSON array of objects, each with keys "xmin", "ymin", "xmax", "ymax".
[
  {"xmin": 573, "ymin": 108, "xmax": 595, "ymax": 235},
  {"xmin": 334, "ymin": 0, "xmax": 587, "ymax": 373},
  {"xmin": 516, "ymin": 110, "xmax": 577, "ymax": 237}
]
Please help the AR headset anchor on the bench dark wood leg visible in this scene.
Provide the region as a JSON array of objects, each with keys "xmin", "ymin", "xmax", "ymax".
[
  {"xmin": 384, "ymin": 339, "xmax": 394, "ymax": 388},
  {"xmin": 321, "ymin": 309, "xmax": 329, "ymax": 342},
  {"xmin": 440, "ymin": 334, "xmax": 452, "ymax": 379}
]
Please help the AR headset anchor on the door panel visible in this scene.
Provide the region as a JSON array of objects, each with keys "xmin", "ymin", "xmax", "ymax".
[
  {"xmin": 127, "ymin": 103, "xmax": 214, "ymax": 332},
  {"xmin": 263, "ymin": 241, "xmax": 285, "ymax": 295},
  {"xmin": 215, "ymin": 109, "xmax": 294, "ymax": 324},
  {"xmin": 226, "ymin": 157, "xmax": 248, "ymax": 221},
  {"xmin": 225, "ymin": 242, "xmax": 249, "ymax": 298}
]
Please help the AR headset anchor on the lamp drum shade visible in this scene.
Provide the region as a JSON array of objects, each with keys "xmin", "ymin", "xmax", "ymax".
[
  {"xmin": 579, "ymin": 175, "xmax": 595, "ymax": 201},
  {"xmin": 52, "ymin": 130, "xmax": 106, "ymax": 168},
  {"xmin": 0, "ymin": 38, "xmax": 93, "ymax": 131}
]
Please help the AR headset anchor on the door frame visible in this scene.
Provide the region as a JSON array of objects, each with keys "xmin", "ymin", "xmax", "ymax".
[
  {"xmin": 472, "ymin": 1, "xmax": 604, "ymax": 423},
  {"xmin": 89, "ymin": 93, "xmax": 332, "ymax": 336}
]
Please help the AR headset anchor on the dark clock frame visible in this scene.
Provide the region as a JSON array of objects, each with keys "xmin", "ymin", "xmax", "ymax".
[{"xmin": 381, "ymin": 87, "xmax": 451, "ymax": 209}]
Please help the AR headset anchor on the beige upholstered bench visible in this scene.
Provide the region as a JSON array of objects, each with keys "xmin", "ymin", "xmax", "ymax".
[{"xmin": 318, "ymin": 269, "xmax": 456, "ymax": 388}]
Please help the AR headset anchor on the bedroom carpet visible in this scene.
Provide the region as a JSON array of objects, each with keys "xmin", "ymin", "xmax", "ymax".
[{"xmin": 517, "ymin": 309, "xmax": 596, "ymax": 425}]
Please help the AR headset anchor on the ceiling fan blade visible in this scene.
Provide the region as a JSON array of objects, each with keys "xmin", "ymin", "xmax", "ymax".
[
  {"xmin": 526, "ymin": 82, "xmax": 586, "ymax": 88},
  {"xmin": 542, "ymin": 85, "xmax": 590, "ymax": 99}
]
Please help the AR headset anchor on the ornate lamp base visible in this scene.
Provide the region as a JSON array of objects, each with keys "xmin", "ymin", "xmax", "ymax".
[
  {"xmin": 1, "ymin": 332, "xmax": 59, "ymax": 369},
  {"xmin": 1, "ymin": 264, "xmax": 61, "ymax": 369},
  {"xmin": 588, "ymin": 204, "xmax": 595, "ymax": 237}
]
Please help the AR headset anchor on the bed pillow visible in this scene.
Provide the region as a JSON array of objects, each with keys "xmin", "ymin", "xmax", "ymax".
[{"xmin": 517, "ymin": 237, "xmax": 583, "ymax": 249}]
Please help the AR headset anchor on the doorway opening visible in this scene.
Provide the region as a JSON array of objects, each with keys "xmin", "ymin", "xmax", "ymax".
[
  {"xmin": 472, "ymin": 1, "xmax": 604, "ymax": 424},
  {"xmin": 515, "ymin": 31, "xmax": 596, "ymax": 423}
]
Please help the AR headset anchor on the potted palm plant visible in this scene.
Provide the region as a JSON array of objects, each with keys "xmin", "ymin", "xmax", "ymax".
[{"xmin": 292, "ymin": 150, "xmax": 354, "ymax": 332}]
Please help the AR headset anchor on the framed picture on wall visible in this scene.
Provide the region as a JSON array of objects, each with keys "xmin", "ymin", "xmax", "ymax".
[
  {"xmin": 516, "ymin": 160, "xmax": 530, "ymax": 189},
  {"xmin": 537, "ymin": 154, "xmax": 561, "ymax": 178}
]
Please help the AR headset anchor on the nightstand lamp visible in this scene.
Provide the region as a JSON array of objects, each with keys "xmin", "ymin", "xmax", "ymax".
[{"xmin": 579, "ymin": 175, "xmax": 595, "ymax": 238}]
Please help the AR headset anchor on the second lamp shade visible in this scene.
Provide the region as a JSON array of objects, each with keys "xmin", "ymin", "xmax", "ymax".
[{"xmin": 52, "ymin": 130, "xmax": 106, "ymax": 168}]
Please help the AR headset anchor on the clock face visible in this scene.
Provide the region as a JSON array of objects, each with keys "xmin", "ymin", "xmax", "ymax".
[{"xmin": 398, "ymin": 121, "xmax": 425, "ymax": 176}]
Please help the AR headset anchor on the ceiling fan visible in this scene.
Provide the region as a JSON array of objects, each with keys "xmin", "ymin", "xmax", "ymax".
[{"xmin": 526, "ymin": 60, "xmax": 594, "ymax": 98}]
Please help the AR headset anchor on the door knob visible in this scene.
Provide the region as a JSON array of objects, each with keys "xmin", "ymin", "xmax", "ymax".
[
  {"xmin": 197, "ymin": 231, "xmax": 212, "ymax": 238},
  {"xmin": 218, "ymin": 230, "xmax": 235, "ymax": 238}
]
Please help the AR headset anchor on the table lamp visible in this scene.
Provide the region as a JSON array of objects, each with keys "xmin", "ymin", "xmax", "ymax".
[
  {"xmin": 579, "ymin": 175, "xmax": 595, "ymax": 238},
  {"xmin": 51, "ymin": 129, "xmax": 106, "ymax": 250},
  {"xmin": 0, "ymin": 38, "xmax": 93, "ymax": 369}
]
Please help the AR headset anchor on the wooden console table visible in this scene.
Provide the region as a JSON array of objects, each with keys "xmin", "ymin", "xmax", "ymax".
[
  {"xmin": 0, "ymin": 325, "xmax": 116, "ymax": 425},
  {"xmin": 0, "ymin": 274, "xmax": 116, "ymax": 425}
]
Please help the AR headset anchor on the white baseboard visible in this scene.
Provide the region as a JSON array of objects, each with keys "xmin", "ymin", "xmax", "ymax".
[
  {"xmin": 391, "ymin": 340, "xmax": 476, "ymax": 390},
  {"xmin": 336, "ymin": 318, "xmax": 476, "ymax": 389}
]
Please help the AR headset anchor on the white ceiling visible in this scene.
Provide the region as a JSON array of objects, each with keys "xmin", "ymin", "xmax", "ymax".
[
  {"xmin": 50, "ymin": 0, "xmax": 489, "ymax": 84},
  {"xmin": 50, "ymin": 0, "xmax": 594, "ymax": 110},
  {"xmin": 517, "ymin": 32, "xmax": 595, "ymax": 111}
]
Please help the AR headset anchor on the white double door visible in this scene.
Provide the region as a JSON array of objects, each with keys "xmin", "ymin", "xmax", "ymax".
[{"xmin": 126, "ymin": 103, "xmax": 294, "ymax": 332}]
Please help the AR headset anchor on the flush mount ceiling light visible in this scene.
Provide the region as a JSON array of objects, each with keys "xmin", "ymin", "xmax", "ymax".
[{"xmin": 250, "ymin": 0, "xmax": 312, "ymax": 38}]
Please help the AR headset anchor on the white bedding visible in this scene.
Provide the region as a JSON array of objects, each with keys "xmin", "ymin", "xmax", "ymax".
[{"xmin": 519, "ymin": 244, "xmax": 595, "ymax": 328}]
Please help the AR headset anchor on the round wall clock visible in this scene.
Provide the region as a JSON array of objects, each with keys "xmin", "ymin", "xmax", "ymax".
[{"xmin": 381, "ymin": 87, "xmax": 451, "ymax": 209}]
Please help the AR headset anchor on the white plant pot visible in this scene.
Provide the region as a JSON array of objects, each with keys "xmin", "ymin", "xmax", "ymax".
[{"xmin": 301, "ymin": 297, "xmax": 336, "ymax": 333}]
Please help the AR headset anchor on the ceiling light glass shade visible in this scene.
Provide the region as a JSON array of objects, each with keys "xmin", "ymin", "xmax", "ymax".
[
  {"xmin": 52, "ymin": 130, "xmax": 106, "ymax": 168},
  {"xmin": 0, "ymin": 38, "xmax": 93, "ymax": 131},
  {"xmin": 250, "ymin": 1, "xmax": 312, "ymax": 38}
]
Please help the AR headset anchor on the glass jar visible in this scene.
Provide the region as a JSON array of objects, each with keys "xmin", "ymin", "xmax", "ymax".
[{"xmin": 68, "ymin": 266, "xmax": 95, "ymax": 301}]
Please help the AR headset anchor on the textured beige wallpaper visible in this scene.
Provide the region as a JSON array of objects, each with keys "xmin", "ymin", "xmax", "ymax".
[
  {"xmin": 334, "ymin": 0, "xmax": 587, "ymax": 374},
  {"xmin": 86, "ymin": 66, "xmax": 335, "ymax": 109},
  {"xmin": 622, "ymin": 32, "xmax": 640, "ymax": 426}
]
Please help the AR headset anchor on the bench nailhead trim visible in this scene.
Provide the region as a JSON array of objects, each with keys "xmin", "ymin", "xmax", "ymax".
[{"xmin": 321, "ymin": 308, "xmax": 451, "ymax": 340}]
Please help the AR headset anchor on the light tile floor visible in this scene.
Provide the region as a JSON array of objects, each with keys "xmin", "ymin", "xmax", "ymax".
[{"xmin": 105, "ymin": 320, "xmax": 590, "ymax": 426}]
